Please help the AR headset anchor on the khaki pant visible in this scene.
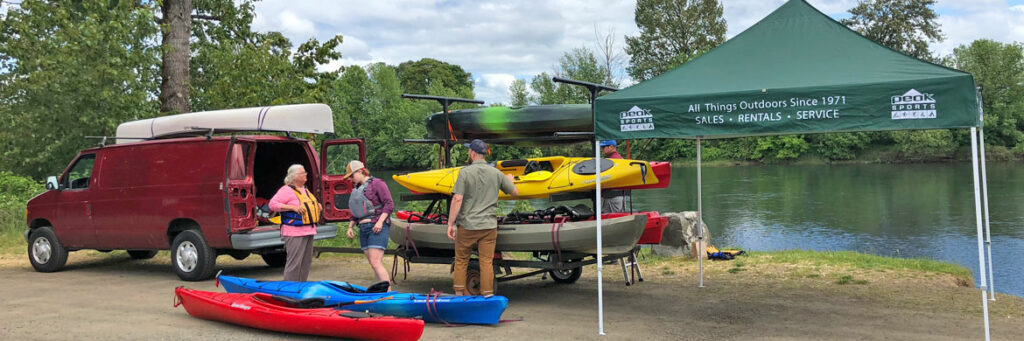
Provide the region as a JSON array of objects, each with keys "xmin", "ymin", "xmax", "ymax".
[{"xmin": 453, "ymin": 227, "xmax": 497, "ymax": 295}]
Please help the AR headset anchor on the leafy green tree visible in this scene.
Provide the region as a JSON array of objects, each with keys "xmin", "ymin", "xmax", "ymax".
[
  {"xmin": 947, "ymin": 39, "xmax": 1024, "ymax": 148},
  {"xmin": 841, "ymin": 0, "xmax": 946, "ymax": 157},
  {"xmin": 336, "ymin": 63, "xmax": 434, "ymax": 169},
  {"xmin": 395, "ymin": 58, "xmax": 475, "ymax": 99},
  {"xmin": 841, "ymin": 0, "xmax": 943, "ymax": 61},
  {"xmin": 809, "ymin": 132, "xmax": 873, "ymax": 160},
  {"xmin": 624, "ymin": 0, "xmax": 726, "ymax": 81},
  {"xmin": 0, "ymin": 0, "xmax": 161, "ymax": 178},
  {"xmin": 508, "ymin": 79, "xmax": 529, "ymax": 106},
  {"xmin": 529, "ymin": 72, "xmax": 559, "ymax": 105},
  {"xmin": 553, "ymin": 47, "xmax": 617, "ymax": 104},
  {"xmin": 526, "ymin": 48, "xmax": 616, "ymax": 105},
  {"xmin": 189, "ymin": 0, "xmax": 343, "ymax": 111},
  {"xmin": 891, "ymin": 129, "xmax": 957, "ymax": 160}
]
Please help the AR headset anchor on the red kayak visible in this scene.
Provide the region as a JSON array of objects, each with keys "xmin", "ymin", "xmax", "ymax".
[{"xmin": 174, "ymin": 287, "xmax": 424, "ymax": 341}]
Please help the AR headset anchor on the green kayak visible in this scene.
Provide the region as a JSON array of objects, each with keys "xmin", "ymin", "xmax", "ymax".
[{"xmin": 426, "ymin": 104, "xmax": 592, "ymax": 142}]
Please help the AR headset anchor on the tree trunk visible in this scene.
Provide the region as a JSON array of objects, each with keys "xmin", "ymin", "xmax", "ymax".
[{"xmin": 159, "ymin": 0, "xmax": 192, "ymax": 115}]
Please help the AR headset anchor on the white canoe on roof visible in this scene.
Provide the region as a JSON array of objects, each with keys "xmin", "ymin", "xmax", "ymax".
[{"xmin": 115, "ymin": 104, "xmax": 334, "ymax": 144}]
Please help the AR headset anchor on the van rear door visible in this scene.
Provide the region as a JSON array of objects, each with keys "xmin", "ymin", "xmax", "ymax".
[
  {"xmin": 319, "ymin": 139, "xmax": 365, "ymax": 222},
  {"xmin": 226, "ymin": 138, "xmax": 257, "ymax": 233}
]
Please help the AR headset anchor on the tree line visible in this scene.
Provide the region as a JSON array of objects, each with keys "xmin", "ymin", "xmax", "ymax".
[
  {"xmin": 2, "ymin": 0, "xmax": 1023, "ymax": 182},
  {"xmin": 509, "ymin": 0, "xmax": 1024, "ymax": 164}
]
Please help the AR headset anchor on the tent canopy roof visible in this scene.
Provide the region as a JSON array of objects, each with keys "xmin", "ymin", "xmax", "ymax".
[{"xmin": 594, "ymin": 0, "xmax": 979, "ymax": 140}]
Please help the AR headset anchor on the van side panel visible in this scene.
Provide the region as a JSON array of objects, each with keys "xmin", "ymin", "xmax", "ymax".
[{"xmin": 90, "ymin": 140, "xmax": 233, "ymax": 249}]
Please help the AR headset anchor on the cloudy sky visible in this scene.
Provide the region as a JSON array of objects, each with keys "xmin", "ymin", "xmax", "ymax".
[{"xmin": 250, "ymin": 0, "xmax": 1024, "ymax": 105}]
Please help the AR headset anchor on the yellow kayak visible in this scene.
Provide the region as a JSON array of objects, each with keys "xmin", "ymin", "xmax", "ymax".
[{"xmin": 392, "ymin": 156, "xmax": 660, "ymax": 200}]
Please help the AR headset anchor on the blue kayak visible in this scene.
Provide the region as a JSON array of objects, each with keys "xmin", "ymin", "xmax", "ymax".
[{"xmin": 217, "ymin": 275, "xmax": 509, "ymax": 325}]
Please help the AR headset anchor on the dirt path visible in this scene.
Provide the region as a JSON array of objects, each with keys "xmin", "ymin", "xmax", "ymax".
[{"xmin": 1, "ymin": 251, "xmax": 1021, "ymax": 340}]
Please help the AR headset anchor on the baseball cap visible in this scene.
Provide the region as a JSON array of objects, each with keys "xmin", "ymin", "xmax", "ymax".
[
  {"xmin": 342, "ymin": 160, "xmax": 365, "ymax": 178},
  {"xmin": 464, "ymin": 139, "xmax": 490, "ymax": 155},
  {"xmin": 600, "ymin": 140, "xmax": 617, "ymax": 147}
]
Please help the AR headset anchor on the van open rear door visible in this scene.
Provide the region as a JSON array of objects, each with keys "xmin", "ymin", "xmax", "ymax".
[
  {"xmin": 320, "ymin": 139, "xmax": 366, "ymax": 222},
  {"xmin": 226, "ymin": 138, "xmax": 257, "ymax": 233}
]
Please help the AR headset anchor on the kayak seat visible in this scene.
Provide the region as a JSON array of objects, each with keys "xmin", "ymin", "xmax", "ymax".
[
  {"xmin": 271, "ymin": 295, "xmax": 326, "ymax": 308},
  {"xmin": 328, "ymin": 281, "xmax": 364, "ymax": 293},
  {"xmin": 518, "ymin": 171, "xmax": 552, "ymax": 182},
  {"xmin": 365, "ymin": 281, "xmax": 391, "ymax": 293},
  {"xmin": 501, "ymin": 159, "xmax": 529, "ymax": 168}
]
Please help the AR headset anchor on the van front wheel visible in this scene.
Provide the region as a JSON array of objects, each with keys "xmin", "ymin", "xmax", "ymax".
[
  {"xmin": 28, "ymin": 226, "xmax": 68, "ymax": 273},
  {"xmin": 171, "ymin": 230, "xmax": 217, "ymax": 281}
]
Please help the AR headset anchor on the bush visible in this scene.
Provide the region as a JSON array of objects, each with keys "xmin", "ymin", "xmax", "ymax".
[
  {"xmin": 811, "ymin": 132, "xmax": 872, "ymax": 160},
  {"xmin": 1, "ymin": 171, "xmax": 46, "ymax": 238},
  {"xmin": 892, "ymin": 129, "xmax": 958, "ymax": 160},
  {"xmin": 983, "ymin": 145, "xmax": 1015, "ymax": 161}
]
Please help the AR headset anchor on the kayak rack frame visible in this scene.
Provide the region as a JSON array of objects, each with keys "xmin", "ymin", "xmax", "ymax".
[{"xmin": 314, "ymin": 244, "xmax": 645, "ymax": 289}]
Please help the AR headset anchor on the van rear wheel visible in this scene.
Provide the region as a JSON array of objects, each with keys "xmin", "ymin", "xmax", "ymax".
[
  {"xmin": 28, "ymin": 226, "xmax": 68, "ymax": 273},
  {"xmin": 261, "ymin": 252, "xmax": 287, "ymax": 267},
  {"xmin": 171, "ymin": 230, "xmax": 217, "ymax": 281}
]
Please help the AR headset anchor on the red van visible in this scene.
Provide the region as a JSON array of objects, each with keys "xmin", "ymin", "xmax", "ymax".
[{"xmin": 24, "ymin": 104, "xmax": 365, "ymax": 280}]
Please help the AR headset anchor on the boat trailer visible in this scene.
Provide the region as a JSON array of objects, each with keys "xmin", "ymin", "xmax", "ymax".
[{"xmin": 314, "ymin": 245, "xmax": 644, "ymax": 295}]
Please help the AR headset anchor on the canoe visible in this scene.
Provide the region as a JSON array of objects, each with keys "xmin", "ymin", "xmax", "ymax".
[
  {"xmin": 116, "ymin": 104, "xmax": 333, "ymax": 144},
  {"xmin": 392, "ymin": 156, "xmax": 666, "ymax": 200},
  {"xmin": 217, "ymin": 275, "xmax": 509, "ymax": 325},
  {"xmin": 173, "ymin": 287, "xmax": 424, "ymax": 341},
  {"xmin": 426, "ymin": 104, "xmax": 591, "ymax": 141},
  {"xmin": 390, "ymin": 213, "xmax": 648, "ymax": 254}
]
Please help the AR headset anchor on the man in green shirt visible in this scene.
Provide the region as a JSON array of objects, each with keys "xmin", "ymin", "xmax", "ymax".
[{"xmin": 447, "ymin": 139, "xmax": 518, "ymax": 296}]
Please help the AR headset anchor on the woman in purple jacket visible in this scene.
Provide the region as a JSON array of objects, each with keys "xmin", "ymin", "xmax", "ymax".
[{"xmin": 343, "ymin": 161, "xmax": 394, "ymax": 286}]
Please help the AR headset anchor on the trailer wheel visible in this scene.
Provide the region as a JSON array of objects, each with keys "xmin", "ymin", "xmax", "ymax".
[
  {"xmin": 549, "ymin": 259, "xmax": 583, "ymax": 284},
  {"xmin": 466, "ymin": 263, "xmax": 496, "ymax": 296}
]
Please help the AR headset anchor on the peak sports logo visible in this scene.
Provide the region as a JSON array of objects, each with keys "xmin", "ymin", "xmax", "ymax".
[
  {"xmin": 620, "ymin": 106, "xmax": 655, "ymax": 132},
  {"xmin": 891, "ymin": 89, "xmax": 936, "ymax": 120}
]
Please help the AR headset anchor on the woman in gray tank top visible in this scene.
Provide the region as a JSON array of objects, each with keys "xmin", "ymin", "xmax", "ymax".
[{"xmin": 343, "ymin": 161, "xmax": 394, "ymax": 287}]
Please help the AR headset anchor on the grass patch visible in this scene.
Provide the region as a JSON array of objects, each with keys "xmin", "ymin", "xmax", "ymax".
[
  {"xmin": 746, "ymin": 249, "xmax": 971, "ymax": 279},
  {"xmin": 835, "ymin": 275, "xmax": 869, "ymax": 285}
]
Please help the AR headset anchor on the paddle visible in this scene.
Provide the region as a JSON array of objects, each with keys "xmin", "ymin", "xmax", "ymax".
[{"xmin": 326, "ymin": 295, "xmax": 396, "ymax": 308}]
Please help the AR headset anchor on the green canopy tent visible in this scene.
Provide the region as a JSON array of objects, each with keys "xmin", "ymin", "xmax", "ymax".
[{"xmin": 591, "ymin": 0, "xmax": 994, "ymax": 338}]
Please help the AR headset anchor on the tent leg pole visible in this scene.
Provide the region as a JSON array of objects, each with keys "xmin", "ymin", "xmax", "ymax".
[
  {"xmin": 697, "ymin": 137, "xmax": 704, "ymax": 288},
  {"xmin": 978, "ymin": 128, "xmax": 995, "ymax": 301},
  {"xmin": 970, "ymin": 127, "xmax": 992, "ymax": 341},
  {"xmin": 595, "ymin": 140, "xmax": 605, "ymax": 336}
]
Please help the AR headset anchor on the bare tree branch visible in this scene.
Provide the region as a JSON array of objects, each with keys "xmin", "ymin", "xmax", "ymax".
[{"xmin": 191, "ymin": 14, "xmax": 221, "ymax": 21}]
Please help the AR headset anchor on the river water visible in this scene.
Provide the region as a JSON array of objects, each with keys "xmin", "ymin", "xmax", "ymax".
[{"xmin": 377, "ymin": 163, "xmax": 1024, "ymax": 298}]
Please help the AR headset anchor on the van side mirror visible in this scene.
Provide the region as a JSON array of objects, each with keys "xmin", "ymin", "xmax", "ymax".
[{"xmin": 46, "ymin": 176, "xmax": 59, "ymax": 190}]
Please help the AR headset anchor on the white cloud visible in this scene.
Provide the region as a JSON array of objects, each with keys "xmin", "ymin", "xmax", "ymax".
[
  {"xmin": 933, "ymin": 1, "xmax": 1024, "ymax": 56},
  {"xmin": 276, "ymin": 11, "xmax": 317, "ymax": 39},
  {"xmin": 252, "ymin": 0, "xmax": 1024, "ymax": 105},
  {"xmin": 475, "ymin": 73, "xmax": 518, "ymax": 105}
]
